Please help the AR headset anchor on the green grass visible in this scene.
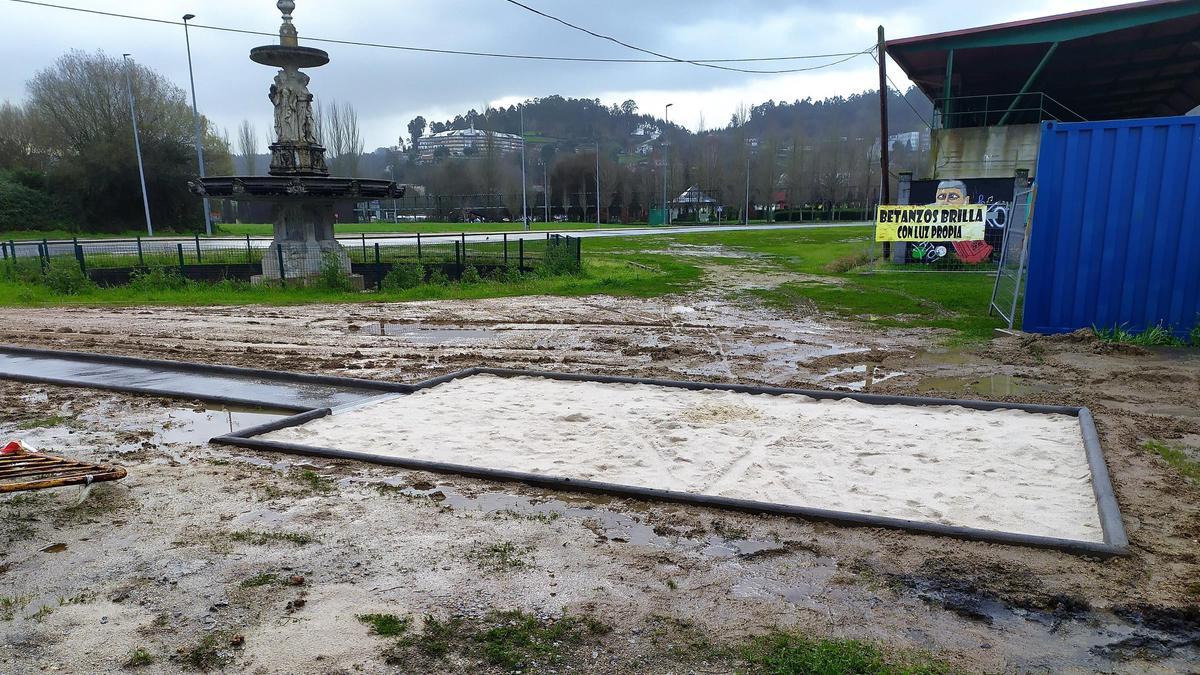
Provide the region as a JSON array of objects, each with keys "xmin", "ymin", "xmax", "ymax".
[
  {"xmin": 239, "ymin": 572, "xmax": 281, "ymax": 588},
  {"xmin": 741, "ymin": 632, "xmax": 949, "ymax": 675},
  {"xmin": 229, "ymin": 530, "xmax": 317, "ymax": 546},
  {"xmin": 1095, "ymin": 323, "xmax": 1199, "ymax": 348},
  {"xmin": 15, "ymin": 414, "xmax": 73, "ymax": 430},
  {"xmin": 0, "ymin": 228, "xmax": 149, "ymax": 241},
  {"xmin": 358, "ymin": 613, "xmax": 410, "ymax": 637},
  {"xmin": 0, "ymin": 595, "xmax": 31, "ymax": 620},
  {"xmin": 384, "ymin": 610, "xmax": 609, "ymax": 670},
  {"xmin": 0, "ymin": 225, "xmax": 1004, "ymax": 342},
  {"xmin": 124, "ymin": 647, "xmax": 154, "ymax": 668},
  {"xmin": 472, "ymin": 541, "xmax": 531, "ymax": 571},
  {"xmin": 1142, "ymin": 439, "xmax": 1200, "ymax": 483},
  {"xmin": 290, "ymin": 469, "xmax": 336, "ymax": 493}
]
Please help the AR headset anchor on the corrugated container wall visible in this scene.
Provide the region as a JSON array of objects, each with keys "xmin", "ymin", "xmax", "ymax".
[{"xmin": 1023, "ymin": 116, "xmax": 1200, "ymax": 337}]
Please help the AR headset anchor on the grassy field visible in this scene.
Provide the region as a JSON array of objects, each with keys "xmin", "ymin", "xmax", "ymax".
[
  {"xmin": 1, "ymin": 220, "xmax": 796, "ymax": 241},
  {"xmin": 0, "ymin": 225, "xmax": 1003, "ymax": 341}
]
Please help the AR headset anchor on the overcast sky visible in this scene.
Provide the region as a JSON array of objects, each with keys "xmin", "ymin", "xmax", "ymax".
[{"xmin": 2, "ymin": 0, "xmax": 1119, "ymax": 148}]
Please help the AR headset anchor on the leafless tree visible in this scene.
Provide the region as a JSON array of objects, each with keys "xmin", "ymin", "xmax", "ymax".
[
  {"xmin": 316, "ymin": 99, "xmax": 364, "ymax": 176},
  {"xmin": 237, "ymin": 119, "xmax": 258, "ymax": 175}
]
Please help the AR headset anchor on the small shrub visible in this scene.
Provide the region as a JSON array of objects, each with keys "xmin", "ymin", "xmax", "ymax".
[
  {"xmin": 316, "ymin": 252, "xmax": 352, "ymax": 291},
  {"xmin": 501, "ymin": 265, "xmax": 523, "ymax": 283},
  {"xmin": 427, "ymin": 268, "xmax": 449, "ymax": 285},
  {"xmin": 43, "ymin": 258, "xmax": 94, "ymax": 295},
  {"xmin": 128, "ymin": 265, "xmax": 189, "ymax": 292},
  {"xmin": 460, "ymin": 265, "xmax": 482, "ymax": 284},
  {"xmin": 382, "ymin": 263, "xmax": 424, "ymax": 290},
  {"xmin": 539, "ymin": 238, "xmax": 581, "ymax": 276},
  {"xmin": 823, "ymin": 251, "xmax": 873, "ymax": 273}
]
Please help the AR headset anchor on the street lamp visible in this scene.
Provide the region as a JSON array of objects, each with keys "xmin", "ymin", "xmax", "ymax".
[
  {"xmin": 661, "ymin": 103, "xmax": 672, "ymax": 225},
  {"xmin": 182, "ymin": 13, "xmax": 212, "ymax": 235},
  {"xmin": 122, "ymin": 54, "xmax": 153, "ymax": 237},
  {"xmin": 744, "ymin": 137, "xmax": 758, "ymax": 225},
  {"xmin": 520, "ymin": 107, "xmax": 528, "ymax": 231}
]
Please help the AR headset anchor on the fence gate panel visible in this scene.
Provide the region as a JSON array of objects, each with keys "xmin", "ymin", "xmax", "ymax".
[{"xmin": 989, "ymin": 184, "xmax": 1036, "ymax": 329}]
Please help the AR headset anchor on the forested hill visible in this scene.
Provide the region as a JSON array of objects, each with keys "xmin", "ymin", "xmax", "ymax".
[{"xmin": 406, "ymin": 88, "xmax": 933, "ymax": 148}]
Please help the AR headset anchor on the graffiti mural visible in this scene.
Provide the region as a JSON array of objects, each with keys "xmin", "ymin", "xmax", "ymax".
[{"xmin": 905, "ymin": 177, "xmax": 1015, "ymax": 266}]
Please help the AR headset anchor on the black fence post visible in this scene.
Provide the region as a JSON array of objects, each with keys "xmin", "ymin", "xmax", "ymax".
[
  {"xmin": 276, "ymin": 244, "xmax": 286, "ymax": 286},
  {"xmin": 454, "ymin": 241, "xmax": 461, "ymax": 277},
  {"xmin": 374, "ymin": 242, "xmax": 382, "ymax": 291},
  {"xmin": 245, "ymin": 234, "xmax": 252, "ymax": 264},
  {"xmin": 519, "ymin": 238, "xmax": 524, "ymax": 272},
  {"xmin": 136, "ymin": 236, "xmax": 145, "ymax": 266},
  {"xmin": 194, "ymin": 234, "xmax": 202, "ymax": 263},
  {"xmin": 74, "ymin": 243, "xmax": 86, "ymax": 273},
  {"xmin": 576, "ymin": 236, "xmax": 581, "ymax": 264},
  {"xmin": 1, "ymin": 241, "xmax": 7, "ymax": 262},
  {"xmin": 38, "ymin": 243, "xmax": 47, "ymax": 275},
  {"xmin": 416, "ymin": 232, "xmax": 421, "ymax": 261},
  {"xmin": 176, "ymin": 243, "xmax": 185, "ymax": 274},
  {"xmin": 460, "ymin": 232, "xmax": 466, "ymax": 267},
  {"xmin": 503, "ymin": 233, "xmax": 508, "ymax": 266},
  {"xmin": 361, "ymin": 233, "xmax": 367, "ymax": 262}
]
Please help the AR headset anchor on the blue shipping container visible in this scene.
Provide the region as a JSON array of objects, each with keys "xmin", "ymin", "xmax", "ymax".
[{"xmin": 1023, "ymin": 116, "xmax": 1200, "ymax": 337}]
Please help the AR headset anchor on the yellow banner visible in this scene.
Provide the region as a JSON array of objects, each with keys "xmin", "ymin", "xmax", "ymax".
[{"xmin": 875, "ymin": 204, "xmax": 987, "ymax": 242}]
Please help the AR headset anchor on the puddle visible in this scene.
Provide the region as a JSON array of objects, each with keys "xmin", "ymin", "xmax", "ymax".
[
  {"xmin": 157, "ymin": 407, "xmax": 285, "ymax": 444},
  {"xmin": 917, "ymin": 374, "xmax": 1059, "ymax": 397},
  {"xmin": 0, "ymin": 351, "xmax": 381, "ymax": 409},
  {"xmin": 818, "ymin": 365, "xmax": 907, "ymax": 392},
  {"xmin": 356, "ymin": 322, "xmax": 499, "ymax": 342}
]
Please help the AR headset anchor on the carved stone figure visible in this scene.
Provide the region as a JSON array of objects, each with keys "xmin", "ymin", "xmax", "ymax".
[{"xmin": 269, "ymin": 68, "xmax": 313, "ymax": 144}]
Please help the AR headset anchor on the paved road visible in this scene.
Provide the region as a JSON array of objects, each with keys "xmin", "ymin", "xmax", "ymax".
[{"xmin": 7, "ymin": 222, "xmax": 870, "ymax": 259}]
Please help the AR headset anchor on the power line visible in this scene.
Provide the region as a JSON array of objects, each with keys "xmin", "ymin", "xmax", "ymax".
[
  {"xmin": 10, "ymin": 0, "xmax": 871, "ymax": 70},
  {"xmin": 501, "ymin": 0, "xmax": 870, "ymax": 74},
  {"xmin": 871, "ymin": 50, "xmax": 934, "ymax": 131}
]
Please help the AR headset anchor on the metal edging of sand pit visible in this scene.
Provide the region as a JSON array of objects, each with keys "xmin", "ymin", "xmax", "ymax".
[
  {"xmin": 212, "ymin": 367, "xmax": 1130, "ymax": 558},
  {"xmin": 0, "ymin": 344, "xmax": 413, "ymax": 412},
  {"xmin": 0, "ymin": 345, "xmax": 414, "ymax": 393}
]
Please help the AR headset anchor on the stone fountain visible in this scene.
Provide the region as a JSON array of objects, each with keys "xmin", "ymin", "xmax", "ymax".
[{"xmin": 190, "ymin": 0, "xmax": 402, "ymax": 286}]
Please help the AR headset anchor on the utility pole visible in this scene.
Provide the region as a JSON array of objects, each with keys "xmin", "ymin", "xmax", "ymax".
[
  {"xmin": 744, "ymin": 139, "xmax": 754, "ymax": 225},
  {"xmin": 878, "ymin": 25, "xmax": 891, "ymax": 258},
  {"xmin": 663, "ymin": 104, "xmax": 673, "ymax": 225},
  {"xmin": 520, "ymin": 107, "xmax": 528, "ymax": 230},
  {"xmin": 123, "ymin": 54, "xmax": 154, "ymax": 237},
  {"xmin": 595, "ymin": 140, "xmax": 601, "ymax": 227},
  {"xmin": 182, "ymin": 14, "xmax": 212, "ymax": 236}
]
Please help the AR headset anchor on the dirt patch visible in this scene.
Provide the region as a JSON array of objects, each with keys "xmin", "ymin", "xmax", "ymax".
[{"xmin": 1, "ymin": 294, "xmax": 1199, "ymax": 672}]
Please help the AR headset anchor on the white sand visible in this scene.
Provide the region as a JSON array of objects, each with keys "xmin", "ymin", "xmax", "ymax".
[{"xmin": 264, "ymin": 374, "xmax": 1104, "ymax": 542}]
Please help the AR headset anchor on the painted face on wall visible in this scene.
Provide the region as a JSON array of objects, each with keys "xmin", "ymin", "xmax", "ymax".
[{"xmin": 934, "ymin": 185, "xmax": 968, "ymax": 205}]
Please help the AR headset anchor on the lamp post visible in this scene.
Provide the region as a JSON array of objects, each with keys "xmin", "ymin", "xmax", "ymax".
[
  {"xmin": 542, "ymin": 161, "xmax": 549, "ymax": 224},
  {"xmin": 123, "ymin": 54, "xmax": 153, "ymax": 237},
  {"xmin": 661, "ymin": 103, "xmax": 672, "ymax": 225},
  {"xmin": 595, "ymin": 140, "xmax": 601, "ymax": 227},
  {"xmin": 520, "ymin": 107, "xmax": 528, "ymax": 231},
  {"xmin": 182, "ymin": 14, "xmax": 212, "ymax": 235},
  {"xmin": 744, "ymin": 137, "xmax": 757, "ymax": 225}
]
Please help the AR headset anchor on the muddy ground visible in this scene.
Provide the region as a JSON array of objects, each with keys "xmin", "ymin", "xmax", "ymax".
[{"xmin": 1, "ymin": 291, "xmax": 1198, "ymax": 674}]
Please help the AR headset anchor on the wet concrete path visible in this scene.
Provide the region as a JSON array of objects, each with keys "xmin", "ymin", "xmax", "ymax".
[{"xmin": 0, "ymin": 346, "xmax": 403, "ymax": 411}]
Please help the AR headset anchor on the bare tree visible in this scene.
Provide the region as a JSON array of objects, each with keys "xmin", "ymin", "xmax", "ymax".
[
  {"xmin": 316, "ymin": 99, "xmax": 363, "ymax": 176},
  {"xmin": 237, "ymin": 119, "xmax": 258, "ymax": 175}
]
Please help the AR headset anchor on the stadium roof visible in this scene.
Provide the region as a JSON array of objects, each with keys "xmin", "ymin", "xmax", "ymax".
[{"xmin": 887, "ymin": 0, "xmax": 1200, "ymax": 122}]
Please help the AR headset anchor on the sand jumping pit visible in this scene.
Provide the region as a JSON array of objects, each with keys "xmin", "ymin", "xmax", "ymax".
[{"xmin": 258, "ymin": 373, "xmax": 1109, "ymax": 544}]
